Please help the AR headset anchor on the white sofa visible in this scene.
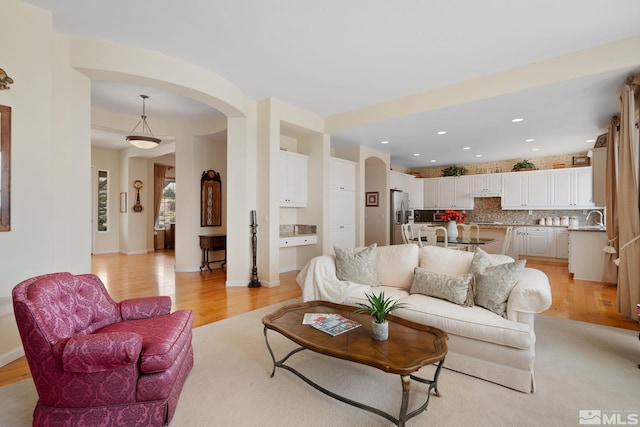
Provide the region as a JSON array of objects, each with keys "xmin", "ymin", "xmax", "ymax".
[{"xmin": 296, "ymin": 244, "xmax": 552, "ymax": 393}]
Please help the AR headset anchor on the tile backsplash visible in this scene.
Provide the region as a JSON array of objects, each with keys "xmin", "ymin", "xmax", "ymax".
[{"xmin": 428, "ymin": 197, "xmax": 603, "ymax": 226}]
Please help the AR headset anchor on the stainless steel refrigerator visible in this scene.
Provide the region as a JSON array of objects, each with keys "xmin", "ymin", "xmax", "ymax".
[{"xmin": 390, "ymin": 190, "xmax": 410, "ymax": 245}]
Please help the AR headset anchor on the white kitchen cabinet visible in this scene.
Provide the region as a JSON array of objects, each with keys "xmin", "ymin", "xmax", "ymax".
[
  {"xmin": 423, "ymin": 178, "xmax": 438, "ymax": 208},
  {"xmin": 568, "ymin": 230, "xmax": 607, "ymax": 281},
  {"xmin": 437, "ymin": 178, "xmax": 454, "ymax": 207},
  {"xmin": 516, "ymin": 226, "xmax": 555, "ymax": 257},
  {"xmin": 390, "ymin": 170, "xmax": 423, "ymax": 206},
  {"xmin": 330, "ymin": 158, "xmax": 357, "ymax": 252},
  {"xmin": 501, "ymin": 170, "xmax": 550, "ymax": 209},
  {"xmin": 389, "ymin": 170, "xmax": 406, "ymax": 191},
  {"xmin": 470, "ymin": 174, "xmax": 502, "ymax": 196},
  {"xmin": 330, "ymin": 188, "xmax": 356, "ymax": 230},
  {"xmin": 409, "ymin": 178, "xmax": 424, "ymax": 209},
  {"xmin": 550, "ymin": 167, "xmax": 595, "ymax": 209},
  {"xmin": 330, "ymin": 157, "xmax": 356, "ymax": 191},
  {"xmin": 433, "ymin": 176, "xmax": 473, "ymax": 209},
  {"xmin": 555, "ymin": 227, "xmax": 569, "ymax": 259},
  {"xmin": 279, "ymin": 151, "xmax": 308, "ymax": 207}
]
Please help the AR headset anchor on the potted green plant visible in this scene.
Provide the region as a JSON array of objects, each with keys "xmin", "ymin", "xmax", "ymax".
[
  {"xmin": 441, "ymin": 165, "xmax": 467, "ymax": 177},
  {"xmin": 354, "ymin": 292, "xmax": 407, "ymax": 341},
  {"xmin": 512, "ymin": 159, "xmax": 537, "ymax": 171}
]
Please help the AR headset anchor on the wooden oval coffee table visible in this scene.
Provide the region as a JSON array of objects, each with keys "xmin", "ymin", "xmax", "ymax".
[{"xmin": 262, "ymin": 300, "xmax": 448, "ymax": 426}]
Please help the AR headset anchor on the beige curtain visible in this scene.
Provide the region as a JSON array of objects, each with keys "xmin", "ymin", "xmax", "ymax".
[
  {"xmin": 154, "ymin": 164, "xmax": 170, "ymax": 227},
  {"xmin": 602, "ymin": 117, "xmax": 619, "ymax": 284},
  {"xmin": 616, "ymin": 78, "xmax": 640, "ymax": 322}
]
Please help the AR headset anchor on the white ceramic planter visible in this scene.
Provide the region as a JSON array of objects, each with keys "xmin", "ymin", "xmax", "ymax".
[{"xmin": 371, "ymin": 320, "xmax": 389, "ymax": 341}]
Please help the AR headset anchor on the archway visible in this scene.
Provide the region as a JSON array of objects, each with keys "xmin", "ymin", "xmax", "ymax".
[
  {"xmin": 364, "ymin": 156, "xmax": 389, "ymax": 246},
  {"xmin": 72, "ymin": 37, "xmax": 254, "ymax": 284}
]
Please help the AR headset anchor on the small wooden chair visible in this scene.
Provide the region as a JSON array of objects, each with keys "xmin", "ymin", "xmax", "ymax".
[
  {"xmin": 401, "ymin": 223, "xmax": 413, "ymax": 244},
  {"xmin": 501, "ymin": 226, "xmax": 514, "ymax": 255},
  {"xmin": 452, "ymin": 223, "xmax": 480, "ymax": 251},
  {"xmin": 418, "ymin": 226, "xmax": 448, "ymax": 248}
]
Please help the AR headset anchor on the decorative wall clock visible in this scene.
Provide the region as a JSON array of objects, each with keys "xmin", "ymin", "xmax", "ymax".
[{"xmin": 132, "ymin": 180, "xmax": 144, "ymax": 212}]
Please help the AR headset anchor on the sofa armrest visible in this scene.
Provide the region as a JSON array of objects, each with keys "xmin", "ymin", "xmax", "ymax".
[
  {"xmin": 120, "ymin": 296, "xmax": 172, "ymax": 320},
  {"xmin": 506, "ymin": 267, "xmax": 552, "ymax": 321},
  {"xmin": 296, "ymin": 255, "xmax": 371, "ymax": 303},
  {"xmin": 61, "ymin": 332, "xmax": 142, "ymax": 373}
]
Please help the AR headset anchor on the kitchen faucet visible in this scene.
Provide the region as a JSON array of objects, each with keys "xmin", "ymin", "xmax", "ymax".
[{"xmin": 586, "ymin": 210, "xmax": 604, "ymax": 227}]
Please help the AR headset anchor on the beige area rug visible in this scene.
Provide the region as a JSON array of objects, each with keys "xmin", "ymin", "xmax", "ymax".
[{"xmin": 2, "ymin": 300, "xmax": 639, "ymax": 427}]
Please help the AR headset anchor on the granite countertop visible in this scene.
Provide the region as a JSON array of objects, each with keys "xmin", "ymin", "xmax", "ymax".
[
  {"xmin": 568, "ymin": 226, "xmax": 607, "ymax": 232},
  {"xmin": 279, "ymin": 224, "xmax": 317, "ymax": 238}
]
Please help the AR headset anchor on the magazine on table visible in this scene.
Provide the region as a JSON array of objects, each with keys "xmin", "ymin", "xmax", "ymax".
[{"xmin": 303, "ymin": 313, "xmax": 361, "ymax": 336}]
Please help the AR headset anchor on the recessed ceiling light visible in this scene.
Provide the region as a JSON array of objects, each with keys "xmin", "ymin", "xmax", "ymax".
[
  {"xmin": 525, "ymin": 138, "xmax": 534, "ymax": 142},
  {"xmin": 437, "ymin": 131, "xmax": 447, "ymax": 135},
  {"xmin": 475, "ymin": 154, "xmax": 483, "ymax": 158},
  {"xmin": 413, "ymin": 153, "xmax": 420, "ymax": 157},
  {"xmin": 512, "ymin": 118, "xmax": 524, "ymax": 123},
  {"xmin": 430, "ymin": 159, "xmax": 436, "ymax": 163},
  {"xmin": 586, "ymin": 139, "xmax": 595, "ymax": 143},
  {"xmin": 532, "ymin": 148, "xmax": 540, "ymax": 151},
  {"xmin": 381, "ymin": 140, "xmax": 389, "ymax": 144},
  {"xmin": 463, "ymin": 147, "xmax": 471, "ymax": 150}
]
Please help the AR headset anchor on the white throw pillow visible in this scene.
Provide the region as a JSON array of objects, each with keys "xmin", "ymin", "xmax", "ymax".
[
  {"xmin": 419, "ymin": 246, "xmax": 474, "ymax": 276},
  {"xmin": 376, "ymin": 243, "xmax": 419, "ymax": 289}
]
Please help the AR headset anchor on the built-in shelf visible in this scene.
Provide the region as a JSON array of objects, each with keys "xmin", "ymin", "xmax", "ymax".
[{"xmin": 280, "ymin": 235, "xmax": 318, "ymax": 247}]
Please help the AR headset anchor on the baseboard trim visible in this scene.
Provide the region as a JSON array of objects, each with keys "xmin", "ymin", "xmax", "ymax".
[
  {"xmin": 0, "ymin": 347, "xmax": 24, "ymax": 368},
  {"xmin": 0, "ymin": 297, "xmax": 12, "ymax": 317},
  {"xmin": 225, "ymin": 279, "xmax": 280, "ymax": 288}
]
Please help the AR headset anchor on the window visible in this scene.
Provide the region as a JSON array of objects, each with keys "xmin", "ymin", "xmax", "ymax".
[
  {"xmin": 157, "ymin": 178, "xmax": 176, "ymax": 229},
  {"xmin": 97, "ymin": 169, "xmax": 108, "ymax": 232}
]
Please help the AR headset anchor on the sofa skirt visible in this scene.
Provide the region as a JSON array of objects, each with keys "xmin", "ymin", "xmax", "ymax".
[{"xmin": 444, "ymin": 333, "xmax": 536, "ymax": 393}]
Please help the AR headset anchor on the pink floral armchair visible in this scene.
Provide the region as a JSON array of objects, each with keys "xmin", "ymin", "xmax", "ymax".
[{"xmin": 12, "ymin": 272, "xmax": 194, "ymax": 426}]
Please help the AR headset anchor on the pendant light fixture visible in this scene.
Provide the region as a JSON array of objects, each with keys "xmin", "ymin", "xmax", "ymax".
[{"xmin": 126, "ymin": 94, "xmax": 161, "ymax": 149}]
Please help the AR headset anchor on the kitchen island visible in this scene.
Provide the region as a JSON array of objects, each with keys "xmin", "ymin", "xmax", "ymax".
[{"xmin": 568, "ymin": 228, "xmax": 608, "ymax": 281}]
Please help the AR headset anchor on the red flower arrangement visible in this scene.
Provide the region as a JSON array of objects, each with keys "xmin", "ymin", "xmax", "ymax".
[{"xmin": 438, "ymin": 210, "xmax": 467, "ymax": 223}]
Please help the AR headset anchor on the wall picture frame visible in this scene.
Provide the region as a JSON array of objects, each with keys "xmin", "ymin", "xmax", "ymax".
[{"xmin": 366, "ymin": 191, "xmax": 379, "ymax": 207}]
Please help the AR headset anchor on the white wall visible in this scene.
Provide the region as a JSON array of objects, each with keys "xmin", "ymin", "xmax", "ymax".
[
  {"xmin": 92, "ymin": 147, "xmax": 121, "ymax": 254},
  {"xmin": 365, "ymin": 158, "xmax": 388, "ymax": 246},
  {"xmin": 334, "ymin": 145, "xmax": 391, "ymax": 247},
  {"xmin": 194, "ymin": 137, "xmax": 227, "ymax": 269},
  {"xmin": 257, "ymin": 98, "xmax": 325, "ymax": 286},
  {"xmin": 0, "ymin": 1, "xmax": 93, "ymax": 364}
]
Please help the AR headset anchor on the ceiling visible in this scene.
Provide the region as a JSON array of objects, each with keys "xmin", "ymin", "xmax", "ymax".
[{"xmin": 26, "ymin": 0, "xmax": 640, "ymax": 168}]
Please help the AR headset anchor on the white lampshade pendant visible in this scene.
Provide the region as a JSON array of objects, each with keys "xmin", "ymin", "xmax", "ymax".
[{"xmin": 126, "ymin": 94, "xmax": 161, "ymax": 149}]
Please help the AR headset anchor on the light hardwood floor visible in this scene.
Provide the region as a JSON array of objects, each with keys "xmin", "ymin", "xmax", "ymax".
[{"xmin": 1, "ymin": 251, "xmax": 638, "ymax": 387}]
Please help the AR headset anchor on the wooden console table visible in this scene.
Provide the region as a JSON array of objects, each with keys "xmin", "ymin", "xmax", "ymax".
[{"xmin": 199, "ymin": 234, "xmax": 226, "ymax": 271}]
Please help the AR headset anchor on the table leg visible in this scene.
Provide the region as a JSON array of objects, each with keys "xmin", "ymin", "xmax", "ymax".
[
  {"xmin": 206, "ymin": 249, "xmax": 213, "ymax": 271},
  {"xmin": 398, "ymin": 375, "xmax": 411, "ymax": 427},
  {"xmin": 199, "ymin": 248, "xmax": 207, "ymax": 271}
]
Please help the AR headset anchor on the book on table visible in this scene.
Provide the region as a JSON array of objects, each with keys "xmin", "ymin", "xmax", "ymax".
[{"xmin": 303, "ymin": 313, "xmax": 361, "ymax": 336}]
